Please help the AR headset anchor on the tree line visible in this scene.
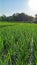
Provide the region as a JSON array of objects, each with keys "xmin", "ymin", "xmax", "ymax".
[{"xmin": 0, "ymin": 13, "xmax": 37, "ymax": 23}]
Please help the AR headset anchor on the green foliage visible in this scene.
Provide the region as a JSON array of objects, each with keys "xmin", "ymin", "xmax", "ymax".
[{"xmin": 0, "ymin": 22, "xmax": 37, "ymax": 65}]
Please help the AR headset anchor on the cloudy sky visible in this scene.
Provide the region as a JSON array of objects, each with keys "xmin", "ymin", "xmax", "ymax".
[{"xmin": 0, "ymin": 0, "xmax": 37, "ymax": 16}]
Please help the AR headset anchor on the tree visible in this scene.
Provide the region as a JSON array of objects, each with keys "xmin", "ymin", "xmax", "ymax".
[
  {"xmin": 0, "ymin": 13, "xmax": 33, "ymax": 22},
  {"xmin": 0, "ymin": 15, "xmax": 6, "ymax": 21},
  {"xmin": 35, "ymin": 14, "xmax": 37, "ymax": 23}
]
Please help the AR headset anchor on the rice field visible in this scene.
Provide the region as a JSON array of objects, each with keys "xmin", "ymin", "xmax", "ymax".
[{"xmin": 0, "ymin": 22, "xmax": 37, "ymax": 65}]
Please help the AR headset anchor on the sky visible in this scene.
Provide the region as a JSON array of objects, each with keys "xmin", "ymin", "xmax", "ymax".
[{"xmin": 0, "ymin": 0, "xmax": 37, "ymax": 16}]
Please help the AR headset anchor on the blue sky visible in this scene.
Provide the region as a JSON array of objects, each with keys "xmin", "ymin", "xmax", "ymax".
[{"xmin": 0, "ymin": 0, "xmax": 36, "ymax": 16}]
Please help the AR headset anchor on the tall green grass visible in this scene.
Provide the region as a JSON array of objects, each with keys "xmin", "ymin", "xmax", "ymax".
[{"xmin": 0, "ymin": 22, "xmax": 37, "ymax": 65}]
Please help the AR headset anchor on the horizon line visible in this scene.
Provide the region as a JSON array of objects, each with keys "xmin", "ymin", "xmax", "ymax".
[{"xmin": 0, "ymin": 12, "xmax": 35, "ymax": 17}]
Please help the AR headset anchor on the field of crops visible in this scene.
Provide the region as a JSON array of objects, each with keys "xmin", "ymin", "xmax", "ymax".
[{"xmin": 0, "ymin": 22, "xmax": 37, "ymax": 65}]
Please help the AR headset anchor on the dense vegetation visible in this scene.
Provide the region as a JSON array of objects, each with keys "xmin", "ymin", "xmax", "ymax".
[
  {"xmin": 0, "ymin": 13, "xmax": 33, "ymax": 22},
  {"xmin": 0, "ymin": 22, "xmax": 37, "ymax": 65}
]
